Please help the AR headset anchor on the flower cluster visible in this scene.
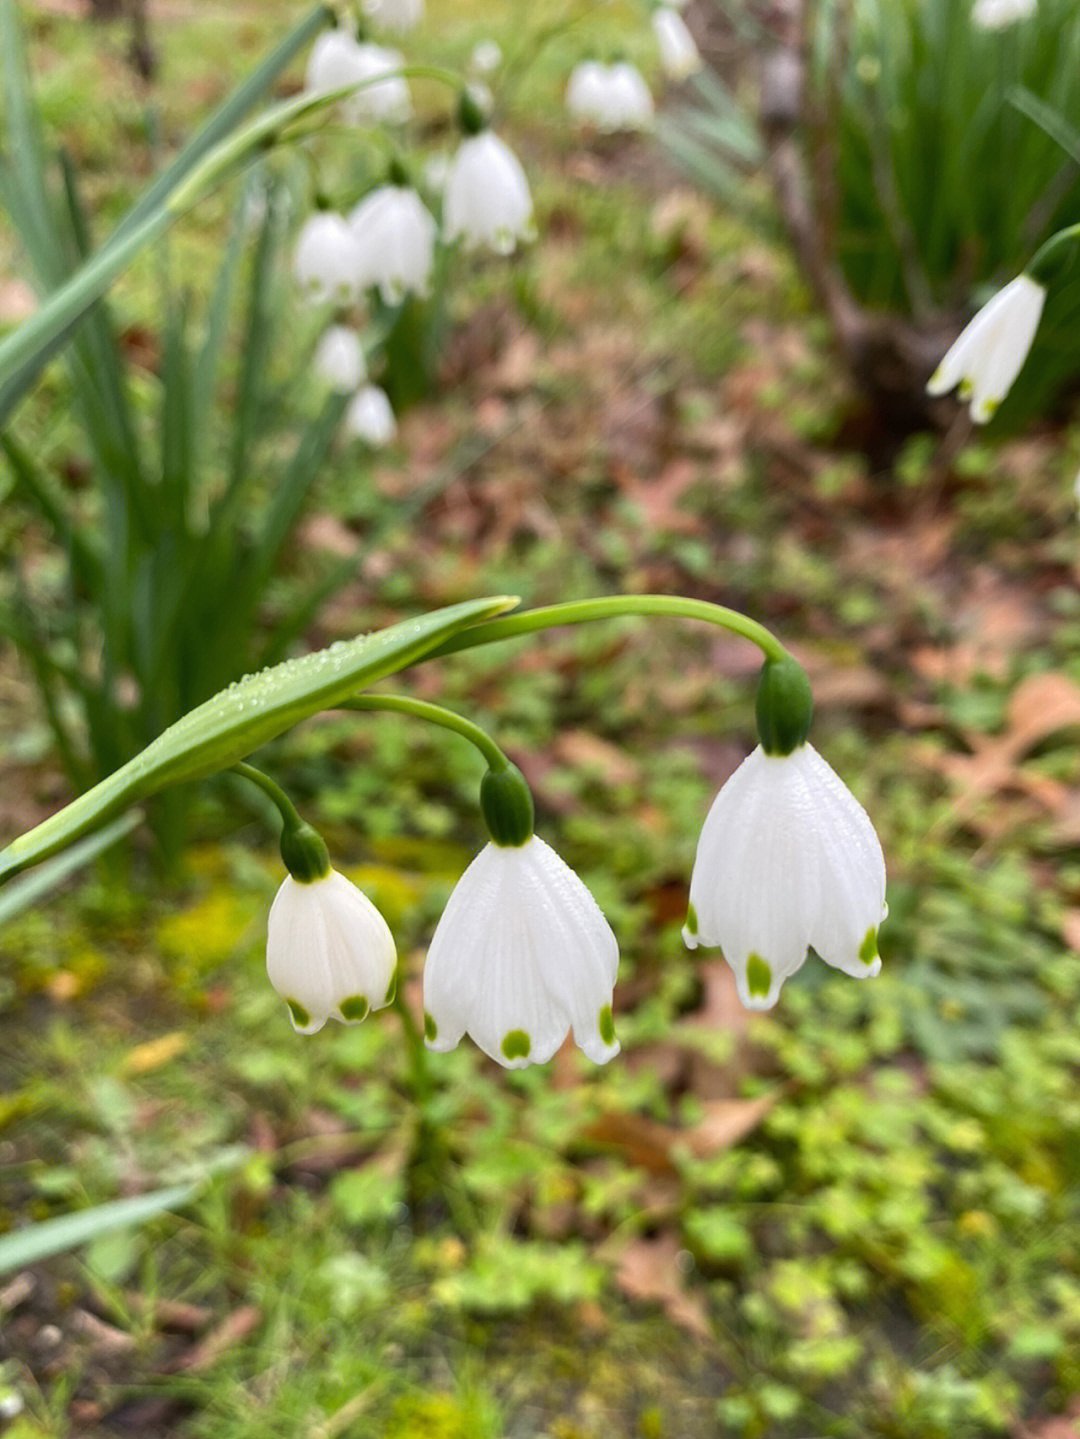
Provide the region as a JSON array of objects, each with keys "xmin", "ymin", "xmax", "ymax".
[
  {"xmin": 564, "ymin": 5, "xmax": 702, "ymax": 132},
  {"xmin": 265, "ymin": 659, "xmax": 887, "ymax": 1068},
  {"xmin": 293, "ymin": 25, "xmax": 534, "ymax": 445}
]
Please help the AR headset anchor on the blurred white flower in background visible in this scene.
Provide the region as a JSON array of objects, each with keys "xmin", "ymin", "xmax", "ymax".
[
  {"xmin": 347, "ymin": 43, "xmax": 413, "ymax": 124},
  {"xmin": 566, "ymin": 60, "xmax": 654, "ymax": 132},
  {"xmin": 971, "ymin": 0, "xmax": 1036, "ymax": 29},
  {"xmin": 344, "ymin": 384, "xmax": 398, "ymax": 446},
  {"xmin": 423, "ymin": 836, "xmax": 620, "ymax": 1068},
  {"xmin": 444, "ymin": 130, "xmax": 535, "ymax": 253},
  {"xmin": 267, "ymin": 870, "xmax": 397, "ymax": 1034},
  {"xmin": 293, "ymin": 212, "xmax": 363, "ymax": 305},
  {"xmin": 363, "ymin": 0, "xmax": 425, "ymax": 34},
  {"xmin": 927, "ymin": 273, "xmax": 1046, "ymax": 422},
  {"xmin": 652, "ymin": 7, "xmax": 702, "ymax": 81},
  {"xmin": 313, "ymin": 325, "xmax": 366, "ymax": 393},
  {"xmin": 470, "ymin": 39, "xmax": 503, "ymax": 75},
  {"xmin": 304, "ymin": 28, "xmax": 365, "ymax": 94},
  {"xmin": 684, "ymin": 745, "xmax": 887, "ymax": 1010},
  {"xmin": 349, "ymin": 185, "xmax": 438, "ymax": 303}
]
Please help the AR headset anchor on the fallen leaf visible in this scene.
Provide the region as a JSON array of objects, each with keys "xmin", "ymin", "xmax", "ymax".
[
  {"xmin": 684, "ymin": 1092, "xmax": 780, "ymax": 1157},
  {"xmin": 121, "ymin": 1031, "xmax": 188, "ymax": 1076},
  {"xmin": 613, "ymin": 1232, "xmax": 711, "ymax": 1340},
  {"xmin": 168, "ymin": 1305, "xmax": 262, "ymax": 1373}
]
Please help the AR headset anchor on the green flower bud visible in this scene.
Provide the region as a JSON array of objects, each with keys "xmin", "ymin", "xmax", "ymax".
[
  {"xmin": 480, "ymin": 762, "xmax": 535, "ymax": 847},
  {"xmin": 280, "ymin": 818, "xmax": 332, "ymax": 883},
  {"xmin": 755, "ymin": 655, "xmax": 813, "ymax": 756}
]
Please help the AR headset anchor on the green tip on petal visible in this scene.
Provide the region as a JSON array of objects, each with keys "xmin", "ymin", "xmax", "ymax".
[
  {"xmin": 339, "ymin": 995, "xmax": 370, "ymax": 1023},
  {"xmin": 423, "ymin": 1011, "xmax": 438, "ymax": 1042},
  {"xmin": 501, "ymin": 1028, "xmax": 531, "ymax": 1061},
  {"xmin": 598, "ymin": 1004, "xmax": 616, "ymax": 1048},
  {"xmin": 746, "ymin": 953, "xmax": 772, "ymax": 999},
  {"xmin": 286, "ymin": 999, "xmax": 312, "ymax": 1030},
  {"xmin": 684, "ymin": 902, "xmax": 698, "ymax": 938},
  {"xmin": 384, "ymin": 971, "xmax": 398, "ymax": 1005},
  {"xmin": 859, "ymin": 928, "xmax": 880, "ymax": 968}
]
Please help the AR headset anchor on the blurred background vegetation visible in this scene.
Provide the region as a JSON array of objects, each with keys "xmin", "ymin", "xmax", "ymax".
[{"xmin": 2, "ymin": 1, "xmax": 1080, "ymax": 1436}]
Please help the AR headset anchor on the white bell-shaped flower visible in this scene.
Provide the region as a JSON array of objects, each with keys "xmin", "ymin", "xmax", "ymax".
[
  {"xmin": 470, "ymin": 39, "xmax": 503, "ymax": 75},
  {"xmin": 684, "ymin": 744, "xmax": 887, "ymax": 1010},
  {"xmin": 971, "ymin": 0, "xmax": 1036, "ymax": 29},
  {"xmin": 653, "ymin": 8, "xmax": 702, "ymax": 81},
  {"xmin": 344, "ymin": 384, "xmax": 397, "ymax": 446},
  {"xmin": 267, "ymin": 870, "xmax": 397, "ymax": 1034},
  {"xmin": 305, "ymin": 28, "xmax": 366, "ymax": 95},
  {"xmin": 313, "ymin": 325, "xmax": 366, "ymax": 392},
  {"xmin": 443, "ymin": 131, "xmax": 535, "ymax": 255},
  {"xmin": 348, "ymin": 185, "xmax": 437, "ymax": 303},
  {"xmin": 293, "ymin": 212, "xmax": 363, "ymax": 306},
  {"xmin": 423, "ymin": 835, "xmax": 620, "ymax": 1068},
  {"xmin": 363, "ymin": 0, "xmax": 425, "ymax": 34},
  {"xmin": 346, "ymin": 43, "xmax": 412, "ymax": 124},
  {"xmin": 927, "ymin": 274, "xmax": 1045, "ymax": 423},
  {"xmin": 566, "ymin": 61, "xmax": 654, "ymax": 132}
]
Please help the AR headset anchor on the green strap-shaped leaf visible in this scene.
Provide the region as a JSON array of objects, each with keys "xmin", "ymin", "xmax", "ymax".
[{"xmin": 0, "ymin": 597, "xmax": 519, "ymax": 885}]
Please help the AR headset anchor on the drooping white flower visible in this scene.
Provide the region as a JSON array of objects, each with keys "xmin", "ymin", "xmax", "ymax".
[
  {"xmin": 348, "ymin": 185, "xmax": 438, "ymax": 304},
  {"xmin": 684, "ymin": 744, "xmax": 886, "ymax": 1010},
  {"xmin": 346, "ymin": 43, "xmax": 413, "ymax": 125},
  {"xmin": 653, "ymin": 8, "xmax": 702, "ymax": 81},
  {"xmin": 971, "ymin": 0, "xmax": 1036, "ymax": 29},
  {"xmin": 344, "ymin": 384, "xmax": 397, "ymax": 445},
  {"xmin": 443, "ymin": 130, "xmax": 535, "ymax": 254},
  {"xmin": 293, "ymin": 212, "xmax": 364, "ymax": 305},
  {"xmin": 470, "ymin": 39, "xmax": 503, "ymax": 75},
  {"xmin": 926, "ymin": 274, "xmax": 1045, "ymax": 423},
  {"xmin": 267, "ymin": 870, "xmax": 397, "ymax": 1034},
  {"xmin": 313, "ymin": 325, "xmax": 366, "ymax": 393},
  {"xmin": 305, "ymin": 28, "xmax": 366, "ymax": 95},
  {"xmin": 423, "ymin": 835, "xmax": 620, "ymax": 1068},
  {"xmin": 566, "ymin": 61, "xmax": 654, "ymax": 132},
  {"xmin": 363, "ymin": 0, "xmax": 425, "ymax": 34}
]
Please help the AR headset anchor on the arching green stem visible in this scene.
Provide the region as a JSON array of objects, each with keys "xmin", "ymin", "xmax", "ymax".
[
  {"xmin": 425, "ymin": 595, "xmax": 790, "ymax": 664},
  {"xmin": 1029, "ymin": 222, "xmax": 1080, "ymax": 285},
  {"xmin": 232, "ymin": 761, "xmax": 306, "ymax": 830},
  {"xmin": 341, "ymin": 694, "xmax": 511, "ymax": 771}
]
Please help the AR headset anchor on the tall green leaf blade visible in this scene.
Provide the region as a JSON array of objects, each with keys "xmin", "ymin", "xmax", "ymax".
[
  {"xmin": 0, "ymin": 597, "xmax": 519, "ymax": 883},
  {"xmin": 0, "ymin": 1183, "xmax": 200, "ymax": 1276}
]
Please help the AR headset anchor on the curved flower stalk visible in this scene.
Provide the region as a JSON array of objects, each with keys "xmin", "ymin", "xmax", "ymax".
[
  {"xmin": 683, "ymin": 657, "xmax": 886, "ymax": 1009},
  {"xmin": 347, "ymin": 43, "xmax": 413, "ymax": 125},
  {"xmin": 267, "ymin": 869, "xmax": 397, "ymax": 1033},
  {"xmin": 927, "ymin": 274, "xmax": 1046, "ymax": 422},
  {"xmin": 653, "ymin": 8, "xmax": 702, "ymax": 82},
  {"xmin": 293, "ymin": 212, "xmax": 363, "ymax": 305},
  {"xmin": 313, "ymin": 325, "xmax": 366, "ymax": 392},
  {"xmin": 348, "ymin": 185, "xmax": 438, "ymax": 302},
  {"xmin": 344, "ymin": 384, "xmax": 397, "ymax": 445},
  {"xmin": 444, "ymin": 130, "xmax": 535, "ymax": 254}
]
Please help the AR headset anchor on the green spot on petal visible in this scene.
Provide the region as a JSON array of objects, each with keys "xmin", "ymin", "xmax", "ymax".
[
  {"xmin": 746, "ymin": 953, "xmax": 772, "ymax": 999},
  {"xmin": 859, "ymin": 928, "xmax": 880, "ymax": 967},
  {"xmin": 339, "ymin": 995, "xmax": 369, "ymax": 1023},
  {"xmin": 685, "ymin": 903, "xmax": 698, "ymax": 937},
  {"xmin": 501, "ymin": 1029, "xmax": 531, "ymax": 1061},
  {"xmin": 598, "ymin": 1004, "xmax": 616, "ymax": 1047},
  {"xmin": 286, "ymin": 999, "xmax": 311, "ymax": 1029},
  {"xmin": 423, "ymin": 1011, "xmax": 438, "ymax": 1042},
  {"xmin": 384, "ymin": 971, "xmax": 397, "ymax": 1005}
]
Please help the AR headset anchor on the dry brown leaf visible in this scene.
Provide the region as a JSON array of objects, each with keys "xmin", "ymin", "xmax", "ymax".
[
  {"xmin": 684, "ymin": 1092, "xmax": 780, "ymax": 1157},
  {"xmin": 554, "ymin": 730, "xmax": 640, "ymax": 787},
  {"xmin": 614, "ymin": 1232, "xmax": 711, "ymax": 1340},
  {"xmin": 580, "ymin": 1110, "xmax": 680, "ymax": 1176},
  {"xmin": 121, "ymin": 1031, "xmax": 188, "ymax": 1076}
]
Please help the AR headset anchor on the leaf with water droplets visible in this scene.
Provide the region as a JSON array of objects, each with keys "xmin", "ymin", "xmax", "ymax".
[{"xmin": 0, "ymin": 596, "xmax": 519, "ymax": 883}]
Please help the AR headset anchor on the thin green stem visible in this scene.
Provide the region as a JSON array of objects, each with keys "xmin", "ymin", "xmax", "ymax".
[
  {"xmin": 340, "ymin": 694, "xmax": 510, "ymax": 771},
  {"xmin": 231, "ymin": 761, "xmax": 304, "ymax": 830},
  {"xmin": 1029, "ymin": 221, "xmax": 1080, "ymax": 284},
  {"xmin": 422, "ymin": 595, "xmax": 790, "ymax": 664}
]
